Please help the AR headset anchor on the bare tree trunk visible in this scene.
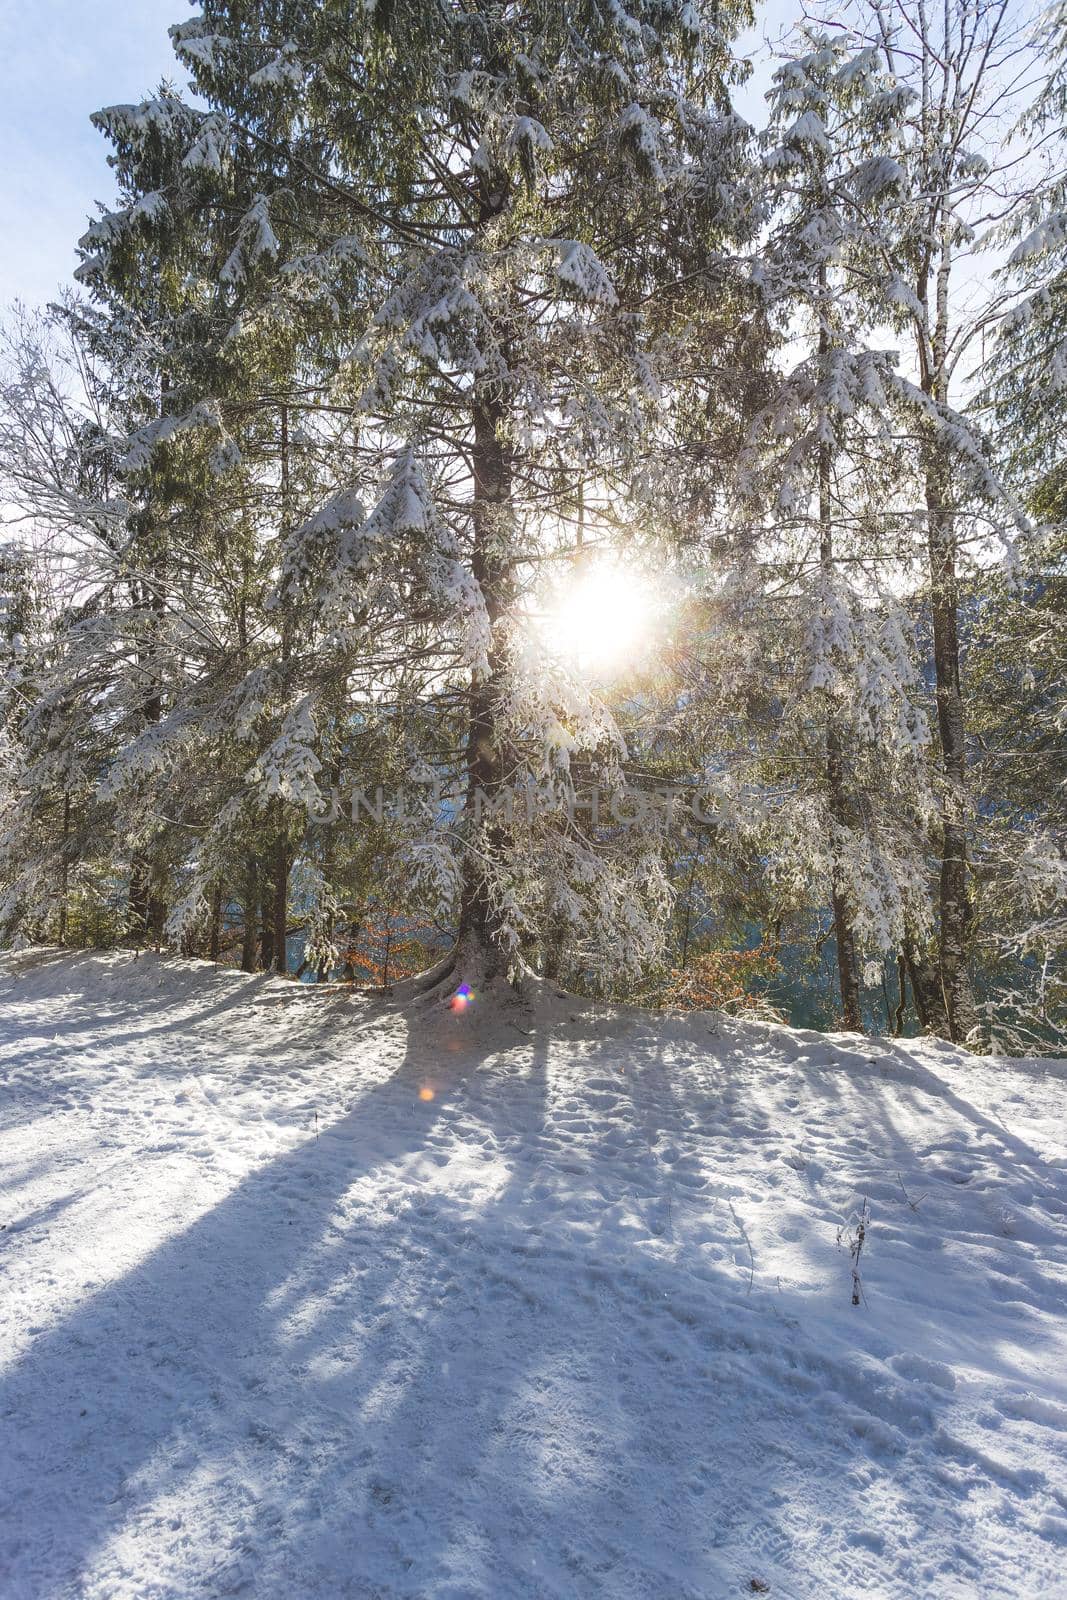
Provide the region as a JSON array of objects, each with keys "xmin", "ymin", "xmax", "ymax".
[
  {"xmin": 882, "ymin": 0, "xmax": 1023, "ymax": 1055},
  {"xmin": 271, "ymin": 405, "xmax": 292, "ymax": 980},
  {"xmin": 400, "ymin": 375, "xmax": 516, "ymax": 1006},
  {"xmin": 456, "ymin": 381, "xmax": 512, "ymax": 986},
  {"xmin": 830, "ymin": 868, "xmax": 863, "ymax": 1031},
  {"xmin": 817, "ymin": 328, "xmax": 863, "ymax": 1033},
  {"xmin": 924, "ymin": 440, "xmax": 980, "ymax": 1045},
  {"xmin": 127, "ymin": 371, "xmax": 171, "ymax": 948},
  {"xmin": 448, "ymin": 185, "xmax": 516, "ymax": 994},
  {"xmin": 920, "ymin": 239, "xmax": 980, "ymax": 1045}
]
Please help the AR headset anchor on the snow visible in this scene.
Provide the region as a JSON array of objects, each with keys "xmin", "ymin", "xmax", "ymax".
[
  {"xmin": 221, "ymin": 196, "xmax": 280, "ymax": 286},
  {"xmin": 1, "ymin": 951, "xmax": 1066, "ymax": 1600},
  {"xmin": 552, "ymin": 242, "xmax": 619, "ymax": 307}
]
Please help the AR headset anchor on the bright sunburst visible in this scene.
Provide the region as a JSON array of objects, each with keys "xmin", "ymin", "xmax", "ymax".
[{"xmin": 538, "ymin": 559, "xmax": 661, "ymax": 677}]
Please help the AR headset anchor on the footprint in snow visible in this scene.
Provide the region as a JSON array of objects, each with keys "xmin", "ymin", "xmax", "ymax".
[
  {"xmin": 996, "ymin": 1393, "xmax": 1067, "ymax": 1430},
  {"xmin": 889, "ymin": 1352, "xmax": 957, "ymax": 1391}
]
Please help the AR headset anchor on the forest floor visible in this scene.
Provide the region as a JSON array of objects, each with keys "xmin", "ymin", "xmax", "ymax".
[{"xmin": 1, "ymin": 949, "xmax": 1065, "ymax": 1600}]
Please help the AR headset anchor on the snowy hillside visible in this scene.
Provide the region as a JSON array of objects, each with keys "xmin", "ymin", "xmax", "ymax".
[{"xmin": 1, "ymin": 951, "xmax": 1066, "ymax": 1600}]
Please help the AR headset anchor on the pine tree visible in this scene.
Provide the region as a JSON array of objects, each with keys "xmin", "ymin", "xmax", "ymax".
[
  {"xmin": 974, "ymin": 5, "xmax": 1067, "ymax": 1046},
  {"xmin": 87, "ymin": 0, "xmax": 761, "ymax": 995},
  {"xmin": 754, "ymin": 0, "xmax": 1040, "ymax": 1045},
  {"xmin": 750, "ymin": 28, "xmax": 937, "ymax": 1029}
]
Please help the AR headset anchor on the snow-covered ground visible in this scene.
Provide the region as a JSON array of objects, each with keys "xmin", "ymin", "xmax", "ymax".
[{"xmin": 1, "ymin": 951, "xmax": 1065, "ymax": 1600}]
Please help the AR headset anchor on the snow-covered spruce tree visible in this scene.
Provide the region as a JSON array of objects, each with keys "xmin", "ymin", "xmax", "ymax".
[
  {"xmin": 0, "ymin": 543, "xmax": 35, "ymax": 746},
  {"xmin": 640, "ymin": 32, "xmax": 942, "ymax": 1034},
  {"xmin": 0, "ymin": 292, "xmax": 345, "ymax": 962},
  {"xmin": 107, "ymin": 0, "xmax": 764, "ymax": 997},
  {"xmin": 757, "ymin": 0, "xmax": 1039, "ymax": 1046},
  {"xmin": 58, "ymin": 87, "xmax": 383, "ymax": 971},
  {"xmin": 0, "ymin": 542, "xmax": 41, "ymax": 928},
  {"xmin": 0, "ymin": 284, "xmax": 436, "ymax": 971},
  {"xmin": 959, "ymin": 538, "xmax": 1067, "ymax": 1050},
  {"xmin": 650, "ymin": 516, "xmax": 938, "ymax": 1031},
  {"xmin": 1, "ymin": 129, "xmax": 240, "ymax": 953},
  {"xmin": 986, "ymin": 1, "xmax": 1067, "ymax": 498},
  {"xmin": 71, "ymin": 95, "xmax": 229, "ymax": 943},
  {"xmin": 971, "ymin": 4, "xmax": 1067, "ymax": 1047},
  {"xmin": 739, "ymin": 29, "xmax": 939, "ymax": 1030},
  {"xmin": 0, "ymin": 307, "xmax": 144, "ymax": 945},
  {"xmin": 69, "ymin": 93, "xmax": 281, "ymax": 959}
]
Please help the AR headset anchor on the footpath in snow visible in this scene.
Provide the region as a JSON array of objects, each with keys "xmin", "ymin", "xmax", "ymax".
[{"xmin": 1, "ymin": 949, "xmax": 1066, "ymax": 1600}]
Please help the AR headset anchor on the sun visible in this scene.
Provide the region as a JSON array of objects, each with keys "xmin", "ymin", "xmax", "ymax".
[{"xmin": 538, "ymin": 559, "xmax": 660, "ymax": 677}]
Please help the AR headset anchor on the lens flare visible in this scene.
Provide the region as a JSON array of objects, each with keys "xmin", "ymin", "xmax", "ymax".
[
  {"xmin": 539, "ymin": 559, "xmax": 661, "ymax": 677},
  {"xmin": 418, "ymin": 1085, "xmax": 435, "ymax": 1101},
  {"xmin": 450, "ymin": 984, "xmax": 475, "ymax": 1013}
]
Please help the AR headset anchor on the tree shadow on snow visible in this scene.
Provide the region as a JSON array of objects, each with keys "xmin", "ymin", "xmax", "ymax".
[{"xmin": 2, "ymin": 989, "xmax": 1059, "ymax": 1599}]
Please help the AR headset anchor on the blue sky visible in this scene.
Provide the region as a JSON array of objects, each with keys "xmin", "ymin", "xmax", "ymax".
[
  {"xmin": 0, "ymin": 1, "xmax": 792, "ymax": 312},
  {"xmin": 0, "ymin": 0, "xmax": 188, "ymax": 309}
]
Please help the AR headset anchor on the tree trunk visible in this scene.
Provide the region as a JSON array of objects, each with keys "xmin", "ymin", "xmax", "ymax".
[
  {"xmin": 128, "ymin": 859, "xmax": 151, "ymax": 942},
  {"xmin": 316, "ymin": 754, "xmax": 340, "ymax": 981},
  {"xmin": 679, "ymin": 846, "xmax": 699, "ymax": 972},
  {"xmin": 58, "ymin": 792, "xmax": 71, "ymax": 946},
  {"xmin": 128, "ymin": 848, "xmax": 168, "ymax": 945},
  {"xmin": 150, "ymin": 891, "xmax": 167, "ymax": 950},
  {"xmin": 208, "ymin": 881, "xmax": 222, "ymax": 963},
  {"xmin": 818, "ymin": 368, "xmax": 863, "ymax": 1033},
  {"xmin": 830, "ymin": 866, "xmax": 863, "ymax": 1031},
  {"xmin": 272, "ymin": 823, "xmax": 288, "ymax": 977},
  {"xmin": 271, "ymin": 405, "xmax": 292, "ymax": 981},
  {"xmin": 893, "ymin": 952, "xmax": 908, "ymax": 1036},
  {"xmin": 902, "ymin": 934, "xmax": 950, "ymax": 1036},
  {"xmin": 127, "ymin": 376, "xmax": 170, "ymax": 949},
  {"xmin": 915, "ymin": 220, "xmax": 981, "ymax": 1049},
  {"xmin": 542, "ymin": 902, "xmax": 568, "ymax": 985},
  {"xmin": 924, "ymin": 440, "xmax": 981, "ymax": 1046},
  {"xmin": 240, "ymin": 856, "xmax": 258, "ymax": 973},
  {"xmin": 452, "ymin": 189, "xmax": 515, "ymax": 992},
  {"xmin": 456, "ymin": 391, "xmax": 511, "ymax": 987},
  {"xmin": 259, "ymin": 872, "xmax": 275, "ymax": 971}
]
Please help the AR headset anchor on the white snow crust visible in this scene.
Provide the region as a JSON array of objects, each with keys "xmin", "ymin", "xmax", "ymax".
[{"xmin": 1, "ymin": 951, "xmax": 1065, "ymax": 1599}]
